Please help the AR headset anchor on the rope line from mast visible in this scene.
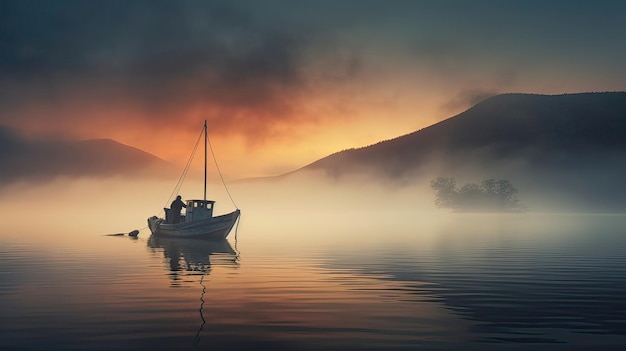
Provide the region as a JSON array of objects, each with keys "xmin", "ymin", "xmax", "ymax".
[
  {"xmin": 207, "ymin": 128, "xmax": 239, "ymax": 210},
  {"xmin": 161, "ymin": 125, "xmax": 204, "ymax": 213}
]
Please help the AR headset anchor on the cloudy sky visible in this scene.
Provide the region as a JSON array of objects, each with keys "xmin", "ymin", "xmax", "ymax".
[{"xmin": 1, "ymin": 0, "xmax": 625, "ymax": 178}]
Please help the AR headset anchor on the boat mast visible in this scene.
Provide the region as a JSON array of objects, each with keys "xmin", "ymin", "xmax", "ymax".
[{"xmin": 204, "ymin": 119, "xmax": 207, "ymax": 202}]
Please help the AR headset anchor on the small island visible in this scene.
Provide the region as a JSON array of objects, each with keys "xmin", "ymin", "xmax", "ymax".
[{"xmin": 431, "ymin": 177, "xmax": 526, "ymax": 212}]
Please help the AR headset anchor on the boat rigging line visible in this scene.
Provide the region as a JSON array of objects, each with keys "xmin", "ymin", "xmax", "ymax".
[
  {"xmin": 207, "ymin": 124, "xmax": 239, "ymax": 210},
  {"xmin": 162, "ymin": 125, "xmax": 204, "ymax": 214},
  {"xmin": 161, "ymin": 120, "xmax": 239, "ymax": 214}
]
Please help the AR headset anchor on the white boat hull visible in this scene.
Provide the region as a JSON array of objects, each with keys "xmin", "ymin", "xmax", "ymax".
[{"xmin": 148, "ymin": 209, "xmax": 240, "ymax": 239}]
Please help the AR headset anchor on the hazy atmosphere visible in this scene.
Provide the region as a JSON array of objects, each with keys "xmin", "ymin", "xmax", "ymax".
[
  {"xmin": 2, "ymin": 0, "xmax": 626, "ymax": 178},
  {"xmin": 2, "ymin": 2, "xmax": 626, "ymax": 351}
]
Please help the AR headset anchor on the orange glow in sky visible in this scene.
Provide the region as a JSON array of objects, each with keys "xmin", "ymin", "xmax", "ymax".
[{"xmin": 2, "ymin": 1, "xmax": 626, "ymax": 179}]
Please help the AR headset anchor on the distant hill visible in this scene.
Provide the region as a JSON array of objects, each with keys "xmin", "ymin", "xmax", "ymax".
[
  {"xmin": 290, "ymin": 92, "xmax": 626, "ymax": 211},
  {"xmin": 0, "ymin": 126, "xmax": 174, "ymax": 185}
]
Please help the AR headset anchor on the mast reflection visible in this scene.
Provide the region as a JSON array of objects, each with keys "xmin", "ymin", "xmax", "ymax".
[{"xmin": 147, "ymin": 235, "xmax": 240, "ymax": 347}]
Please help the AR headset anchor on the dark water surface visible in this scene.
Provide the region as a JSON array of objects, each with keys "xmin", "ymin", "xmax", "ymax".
[{"xmin": 2, "ymin": 213, "xmax": 626, "ymax": 350}]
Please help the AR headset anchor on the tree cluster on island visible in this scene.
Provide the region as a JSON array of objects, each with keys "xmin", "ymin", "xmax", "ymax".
[{"xmin": 430, "ymin": 177, "xmax": 526, "ymax": 212}]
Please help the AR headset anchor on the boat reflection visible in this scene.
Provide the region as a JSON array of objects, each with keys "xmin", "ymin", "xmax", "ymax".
[
  {"xmin": 148, "ymin": 236, "xmax": 240, "ymax": 282},
  {"xmin": 147, "ymin": 236, "xmax": 240, "ymax": 346}
]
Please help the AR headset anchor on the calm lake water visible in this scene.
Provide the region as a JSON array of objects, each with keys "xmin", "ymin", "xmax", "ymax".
[{"xmin": 2, "ymin": 211, "xmax": 626, "ymax": 351}]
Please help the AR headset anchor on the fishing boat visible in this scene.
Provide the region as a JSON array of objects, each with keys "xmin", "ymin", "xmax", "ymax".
[{"xmin": 147, "ymin": 121, "xmax": 240, "ymax": 239}]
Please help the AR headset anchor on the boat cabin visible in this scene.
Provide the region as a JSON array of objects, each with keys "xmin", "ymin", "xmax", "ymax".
[
  {"xmin": 164, "ymin": 199, "xmax": 215, "ymax": 224},
  {"xmin": 184, "ymin": 199, "xmax": 215, "ymax": 222}
]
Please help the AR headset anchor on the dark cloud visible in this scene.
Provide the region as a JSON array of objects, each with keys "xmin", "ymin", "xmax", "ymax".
[
  {"xmin": 0, "ymin": 0, "xmax": 328, "ymax": 141},
  {"xmin": 1, "ymin": 0, "xmax": 626, "ymax": 147}
]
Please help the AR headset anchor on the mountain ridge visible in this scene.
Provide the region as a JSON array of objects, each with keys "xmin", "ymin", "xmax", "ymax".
[
  {"xmin": 270, "ymin": 92, "xmax": 626, "ymax": 210},
  {"xmin": 0, "ymin": 126, "xmax": 174, "ymax": 185},
  {"xmin": 296, "ymin": 92, "xmax": 626, "ymax": 177}
]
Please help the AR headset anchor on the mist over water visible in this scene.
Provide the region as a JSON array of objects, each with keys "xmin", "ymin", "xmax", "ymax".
[{"xmin": 1, "ymin": 176, "xmax": 626, "ymax": 350}]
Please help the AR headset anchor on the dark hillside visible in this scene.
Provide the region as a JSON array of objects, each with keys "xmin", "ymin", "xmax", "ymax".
[
  {"xmin": 0, "ymin": 126, "xmax": 173, "ymax": 185},
  {"xmin": 305, "ymin": 92, "xmax": 626, "ymax": 178},
  {"xmin": 296, "ymin": 92, "xmax": 626, "ymax": 210}
]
